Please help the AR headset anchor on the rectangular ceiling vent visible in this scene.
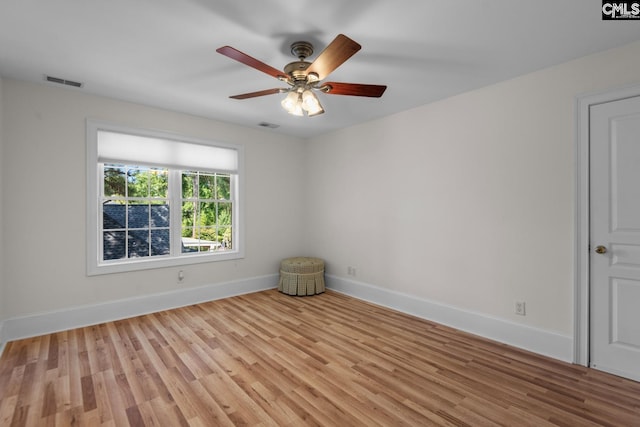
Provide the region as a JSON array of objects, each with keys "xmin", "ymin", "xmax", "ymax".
[
  {"xmin": 44, "ymin": 75, "xmax": 84, "ymax": 88},
  {"xmin": 258, "ymin": 122, "xmax": 279, "ymax": 129}
]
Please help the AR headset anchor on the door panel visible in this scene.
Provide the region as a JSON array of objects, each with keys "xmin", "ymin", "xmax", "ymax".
[
  {"xmin": 611, "ymin": 115, "xmax": 640, "ymax": 231},
  {"xmin": 590, "ymin": 96, "xmax": 640, "ymax": 381},
  {"xmin": 610, "ymin": 278, "xmax": 640, "ymax": 348}
]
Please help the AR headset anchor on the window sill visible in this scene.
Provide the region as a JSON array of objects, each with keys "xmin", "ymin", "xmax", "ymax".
[{"xmin": 87, "ymin": 249, "xmax": 244, "ymax": 276}]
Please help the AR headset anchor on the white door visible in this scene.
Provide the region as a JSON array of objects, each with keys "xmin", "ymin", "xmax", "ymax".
[{"xmin": 590, "ymin": 95, "xmax": 640, "ymax": 381}]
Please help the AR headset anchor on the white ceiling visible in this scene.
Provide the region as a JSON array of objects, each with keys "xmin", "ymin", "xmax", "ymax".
[{"xmin": 1, "ymin": 0, "xmax": 640, "ymax": 138}]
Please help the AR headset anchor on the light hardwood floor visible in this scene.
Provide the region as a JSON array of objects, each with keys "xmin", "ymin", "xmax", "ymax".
[{"xmin": 1, "ymin": 289, "xmax": 639, "ymax": 426}]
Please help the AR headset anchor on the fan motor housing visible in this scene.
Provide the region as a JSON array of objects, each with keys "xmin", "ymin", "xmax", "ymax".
[{"xmin": 284, "ymin": 61, "xmax": 311, "ymax": 81}]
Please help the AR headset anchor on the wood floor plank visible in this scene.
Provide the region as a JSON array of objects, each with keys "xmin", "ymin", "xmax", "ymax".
[
  {"xmin": 2, "ymin": 289, "xmax": 640, "ymax": 426},
  {"xmin": 0, "ymin": 395, "xmax": 18, "ymax": 426},
  {"xmin": 103, "ymin": 369, "xmax": 132, "ymax": 427}
]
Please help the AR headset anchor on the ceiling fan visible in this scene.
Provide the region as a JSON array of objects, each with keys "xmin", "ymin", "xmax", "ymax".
[{"xmin": 216, "ymin": 34, "xmax": 387, "ymax": 117}]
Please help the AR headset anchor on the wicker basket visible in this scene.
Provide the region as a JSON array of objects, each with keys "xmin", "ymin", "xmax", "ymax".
[{"xmin": 278, "ymin": 257, "xmax": 325, "ymax": 296}]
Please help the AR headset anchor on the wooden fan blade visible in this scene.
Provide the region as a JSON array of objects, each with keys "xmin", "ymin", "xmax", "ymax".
[
  {"xmin": 322, "ymin": 82, "xmax": 387, "ymax": 97},
  {"xmin": 306, "ymin": 34, "xmax": 361, "ymax": 80},
  {"xmin": 229, "ymin": 88, "xmax": 284, "ymax": 99},
  {"xmin": 217, "ymin": 46, "xmax": 287, "ymax": 80}
]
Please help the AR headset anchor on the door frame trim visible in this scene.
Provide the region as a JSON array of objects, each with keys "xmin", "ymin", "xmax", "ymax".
[{"xmin": 575, "ymin": 82, "xmax": 640, "ymax": 366}]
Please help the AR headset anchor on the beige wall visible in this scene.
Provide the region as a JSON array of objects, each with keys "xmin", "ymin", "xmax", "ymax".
[
  {"xmin": 305, "ymin": 40, "xmax": 640, "ymax": 336},
  {"xmin": 4, "ymin": 39, "xmax": 640, "ymax": 344},
  {"xmin": 1, "ymin": 79, "xmax": 306, "ymax": 318}
]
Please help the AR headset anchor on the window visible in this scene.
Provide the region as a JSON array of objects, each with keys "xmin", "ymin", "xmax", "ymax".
[
  {"xmin": 102, "ymin": 165, "xmax": 171, "ymax": 260},
  {"xmin": 87, "ymin": 120, "xmax": 244, "ymax": 275}
]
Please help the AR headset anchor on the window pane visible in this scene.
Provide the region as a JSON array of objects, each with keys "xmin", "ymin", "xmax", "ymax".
[
  {"xmin": 216, "ymin": 175, "xmax": 231, "ymax": 200},
  {"xmin": 182, "ymin": 201, "xmax": 196, "ymax": 228},
  {"xmin": 181, "ymin": 228, "xmax": 221, "ymax": 252},
  {"xmin": 199, "ymin": 202, "xmax": 216, "ymax": 226},
  {"xmin": 150, "ymin": 204, "xmax": 170, "ymax": 227},
  {"xmin": 128, "ymin": 230, "xmax": 149, "ymax": 258},
  {"xmin": 149, "ymin": 169, "xmax": 168, "ymax": 198},
  {"xmin": 198, "ymin": 226, "xmax": 217, "ymax": 243},
  {"xmin": 199, "ymin": 173, "xmax": 216, "ymax": 199},
  {"xmin": 218, "ymin": 202, "xmax": 232, "ymax": 226},
  {"xmin": 197, "ymin": 231, "xmax": 217, "ymax": 252},
  {"xmin": 182, "ymin": 173, "xmax": 196, "ymax": 199},
  {"xmin": 127, "ymin": 203, "xmax": 149, "ymax": 229},
  {"xmin": 103, "ymin": 203, "xmax": 125, "ymax": 230},
  {"xmin": 181, "ymin": 232, "xmax": 198, "ymax": 253},
  {"xmin": 104, "ymin": 165, "xmax": 126, "ymax": 198},
  {"xmin": 127, "ymin": 167, "xmax": 149, "ymax": 198},
  {"xmin": 219, "ymin": 227, "xmax": 232, "ymax": 249},
  {"xmin": 151, "ymin": 229, "xmax": 170, "ymax": 256},
  {"xmin": 103, "ymin": 231, "xmax": 126, "ymax": 260}
]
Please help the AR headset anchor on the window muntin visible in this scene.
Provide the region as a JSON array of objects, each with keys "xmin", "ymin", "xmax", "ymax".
[{"xmin": 87, "ymin": 119, "xmax": 244, "ymax": 275}]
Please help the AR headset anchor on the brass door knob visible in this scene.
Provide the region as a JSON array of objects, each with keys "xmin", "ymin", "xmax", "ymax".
[{"xmin": 595, "ymin": 245, "xmax": 607, "ymax": 254}]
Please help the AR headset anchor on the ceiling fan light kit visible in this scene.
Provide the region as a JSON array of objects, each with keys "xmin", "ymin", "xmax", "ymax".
[
  {"xmin": 216, "ymin": 34, "xmax": 387, "ymax": 118},
  {"xmin": 281, "ymin": 86, "xmax": 325, "ymax": 117}
]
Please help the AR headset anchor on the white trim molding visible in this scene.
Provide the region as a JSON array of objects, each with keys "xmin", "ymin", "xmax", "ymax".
[
  {"xmin": 574, "ymin": 82, "xmax": 640, "ymax": 367},
  {"xmin": 0, "ymin": 321, "xmax": 6, "ymax": 357},
  {"xmin": 1, "ymin": 273, "xmax": 576, "ymax": 363},
  {"xmin": 327, "ymin": 275, "xmax": 573, "ymax": 363},
  {"xmin": 0, "ymin": 274, "xmax": 277, "ymax": 349}
]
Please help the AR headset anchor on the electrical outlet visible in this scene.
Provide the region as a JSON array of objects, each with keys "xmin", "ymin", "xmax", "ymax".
[
  {"xmin": 515, "ymin": 301, "xmax": 526, "ymax": 316},
  {"xmin": 347, "ymin": 266, "xmax": 357, "ymax": 276}
]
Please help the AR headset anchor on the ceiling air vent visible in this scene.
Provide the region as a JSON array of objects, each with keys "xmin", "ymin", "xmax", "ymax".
[
  {"xmin": 44, "ymin": 75, "xmax": 84, "ymax": 88},
  {"xmin": 258, "ymin": 122, "xmax": 279, "ymax": 129}
]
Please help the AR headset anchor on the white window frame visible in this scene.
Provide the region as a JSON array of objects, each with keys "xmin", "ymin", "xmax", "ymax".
[{"xmin": 86, "ymin": 119, "xmax": 244, "ymax": 275}]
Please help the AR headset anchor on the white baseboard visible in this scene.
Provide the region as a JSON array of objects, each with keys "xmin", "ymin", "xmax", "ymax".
[
  {"xmin": 0, "ymin": 274, "xmax": 278, "ymax": 350},
  {"xmin": 0, "ymin": 321, "xmax": 6, "ymax": 357},
  {"xmin": 1, "ymin": 274, "xmax": 574, "ymax": 364},
  {"xmin": 327, "ymin": 275, "xmax": 574, "ymax": 363}
]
